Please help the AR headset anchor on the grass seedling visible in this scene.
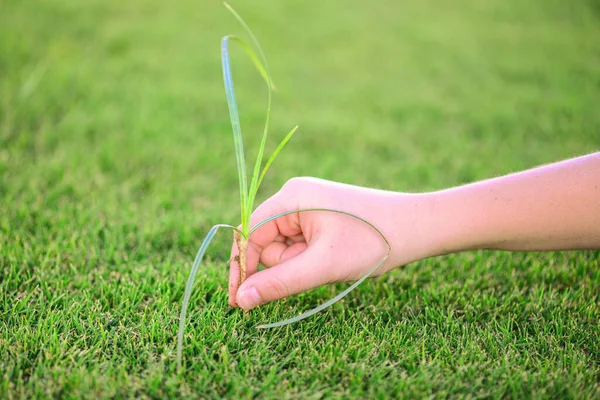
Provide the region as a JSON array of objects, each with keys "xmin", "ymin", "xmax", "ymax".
[{"xmin": 176, "ymin": 2, "xmax": 391, "ymax": 369}]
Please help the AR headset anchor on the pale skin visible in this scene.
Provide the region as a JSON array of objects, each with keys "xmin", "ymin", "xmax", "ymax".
[{"xmin": 229, "ymin": 152, "xmax": 600, "ymax": 310}]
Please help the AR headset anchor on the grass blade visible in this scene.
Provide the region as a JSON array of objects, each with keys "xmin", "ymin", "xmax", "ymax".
[
  {"xmin": 258, "ymin": 260, "xmax": 385, "ymax": 329},
  {"xmin": 225, "ymin": 35, "xmax": 273, "ymax": 90},
  {"xmin": 249, "ymin": 208, "xmax": 391, "ymax": 329},
  {"xmin": 221, "ymin": 36, "xmax": 248, "ymax": 228},
  {"xmin": 223, "ymin": 2, "xmax": 270, "ymax": 70},
  {"xmin": 257, "ymin": 125, "xmax": 298, "ymax": 189},
  {"xmin": 177, "ymin": 223, "xmax": 243, "ymax": 369}
]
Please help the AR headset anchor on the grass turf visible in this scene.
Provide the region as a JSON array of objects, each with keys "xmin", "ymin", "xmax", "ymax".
[{"xmin": 1, "ymin": 0, "xmax": 600, "ymax": 397}]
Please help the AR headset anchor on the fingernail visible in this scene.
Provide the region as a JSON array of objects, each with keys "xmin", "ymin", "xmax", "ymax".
[{"xmin": 237, "ymin": 287, "xmax": 261, "ymax": 310}]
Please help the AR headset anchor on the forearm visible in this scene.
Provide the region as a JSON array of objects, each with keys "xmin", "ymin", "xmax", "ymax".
[{"xmin": 423, "ymin": 152, "xmax": 600, "ymax": 255}]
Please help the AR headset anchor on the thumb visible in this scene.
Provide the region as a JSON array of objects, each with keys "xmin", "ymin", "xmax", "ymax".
[{"xmin": 236, "ymin": 242, "xmax": 331, "ymax": 310}]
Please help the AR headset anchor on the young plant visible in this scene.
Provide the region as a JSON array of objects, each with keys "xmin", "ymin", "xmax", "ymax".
[{"xmin": 176, "ymin": 2, "xmax": 391, "ymax": 369}]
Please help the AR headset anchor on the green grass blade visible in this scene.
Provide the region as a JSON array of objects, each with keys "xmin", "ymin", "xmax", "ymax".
[
  {"xmin": 176, "ymin": 223, "xmax": 243, "ymax": 369},
  {"xmin": 225, "ymin": 35, "xmax": 273, "ymax": 90},
  {"xmin": 223, "ymin": 3, "xmax": 276, "ymax": 231},
  {"xmin": 249, "ymin": 208, "xmax": 391, "ymax": 329},
  {"xmin": 246, "ymin": 89, "xmax": 271, "ymax": 228},
  {"xmin": 258, "ymin": 259, "xmax": 386, "ymax": 329},
  {"xmin": 221, "ymin": 36, "xmax": 248, "ymax": 228},
  {"xmin": 223, "ymin": 2, "xmax": 270, "ymax": 71},
  {"xmin": 257, "ymin": 125, "xmax": 298, "ymax": 189}
]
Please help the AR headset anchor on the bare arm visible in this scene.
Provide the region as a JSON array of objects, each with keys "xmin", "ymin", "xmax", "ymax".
[{"xmin": 427, "ymin": 152, "xmax": 600, "ymax": 255}]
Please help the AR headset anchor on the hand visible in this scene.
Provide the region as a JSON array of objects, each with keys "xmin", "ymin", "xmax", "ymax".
[
  {"xmin": 229, "ymin": 153, "xmax": 600, "ymax": 310},
  {"xmin": 228, "ymin": 177, "xmax": 434, "ymax": 310}
]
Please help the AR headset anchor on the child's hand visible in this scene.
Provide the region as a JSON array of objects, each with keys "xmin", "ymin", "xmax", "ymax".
[
  {"xmin": 228, "ymin": 177, "xmax": 432, "ymax": 310},
  {"xmin": 228, "ymin": 153, "xmax": 600, "ymax": 310}
]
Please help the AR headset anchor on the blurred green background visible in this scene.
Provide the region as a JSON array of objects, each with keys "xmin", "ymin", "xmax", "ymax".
[{"xmin": 1, "ymin": 0, "xmax": 599, "ymax": 397}]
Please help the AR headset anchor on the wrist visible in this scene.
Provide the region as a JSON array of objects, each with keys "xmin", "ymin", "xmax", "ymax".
[
  {"xmin": 421, "ymin": 188, "xmax": 487, "ymax": 257},
  {"xmin": 421, "ymin": 190, "xmax": 477, "ymax": 257},
  {"xmin": 383, "ymin": 192, "xmax": 447, "ymax": 267}
]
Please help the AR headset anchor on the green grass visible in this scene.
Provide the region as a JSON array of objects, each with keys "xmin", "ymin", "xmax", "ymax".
[{"xmin": 1, "ymin": 0, "xmax": 599, "ymax": 397}]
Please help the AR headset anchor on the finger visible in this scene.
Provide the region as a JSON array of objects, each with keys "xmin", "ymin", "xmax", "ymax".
[
  {"xmin": 260, "ymin": 241, "xmax": 308, "ymax": 267},
  {"xmin": 247, "ymin": 196, "xmax": 302, "ymax": 251},
  {"xmin": 229, "ymin": 192, "xmax": 289, "ymax": 307},
  {"xmin": 274, "ymin": 234, "xmax": 287, "ymax": 243},
  {"xmin": 236, "ymin": 242, "xmax": 331, "ymax": 310},
  {"xmin": 245, "ymin": 239, "xmax": 261, "ymax": 280},
  {"xmin": 242, "ymin": 192, "xmax": 302, "ymax": 279},
  {"xmin": 229, "ymin": 188, "xmax": 302, "ymax": 307},
  {"xmin": 229, "ymin": 230, "xmax": 264, "ymax": 307},
  {"xmin": 286, "ymin": 234, "xmax": 306, "ymax": 245}
]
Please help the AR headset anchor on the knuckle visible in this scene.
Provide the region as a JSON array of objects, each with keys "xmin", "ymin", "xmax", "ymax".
[
  {"xmin": 265, "ymin": 276, "xmax": 291, "ymax": 300},
  {"xmin": 282, "ymin": 177, "xmax": 309, "ymax": 191},
  {"xmin": 280, "ymin": 177, "xmax": 317, "ymax": 205}
]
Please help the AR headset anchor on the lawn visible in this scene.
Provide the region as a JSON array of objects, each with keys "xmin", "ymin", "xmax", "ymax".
[{"xmin": 1, "ymin": 0, "xmax": 600, "ymax": 398}]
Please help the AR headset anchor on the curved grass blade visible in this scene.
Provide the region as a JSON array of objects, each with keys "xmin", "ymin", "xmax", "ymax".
[
  {"xmin": 259, "ymin": 260, "xmax": 385, "ymax": 329},
  {"xmin": 222, "ymin": 36, "xmax": 249, "ymax": 229},
  {"xmin": 223, "ymin": 2, "xmax": 270, "ymax": 71},
  {"xmin": 225, "ymin": 35, "xmax": 273, "ymax": 90},
  {"xmin": 176, "ymin": 223, "xmax": 243, "ymax": 369},
  {"xmin": 249, "ymin": 208, "xmax": 391, "ymax": 329},
  {"xmin": 257, "ymin": 125, "xmax": 298, "ymax": 189}
]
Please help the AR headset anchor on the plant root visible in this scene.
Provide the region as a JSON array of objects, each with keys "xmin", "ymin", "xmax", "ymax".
[{"xmin": 235, "ymin": 234, "xmax": 248, "ymax": 286}]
